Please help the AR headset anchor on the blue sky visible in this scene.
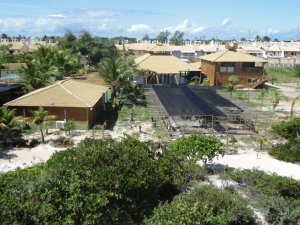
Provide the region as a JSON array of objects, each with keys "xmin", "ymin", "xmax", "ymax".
[{"xmin": 0, "ymin": 0, "xmax": 299, "ymax": 40}]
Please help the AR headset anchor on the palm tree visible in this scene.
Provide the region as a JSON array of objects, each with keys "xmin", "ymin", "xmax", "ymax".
[
  {"xmin": 29, "ymin": 107, "xmax": 55, "ymax": 143},
  {"xmin": 52, "ymin": 50, "xmax": 86, "ymax": 77},
  {"xmin": 20, "ymin": 61, "xmax": 53, "ymax": 92},
  {"xmin": 260, "ymin": 88, "xmax": 269, "ymax": 110},
  {"xmin": 98, "ymin": 50, "xmax": 136, "ymax": 97},
  {"xmin": 290, "ymin": 95, "xmax": 300, "ymax": 118},
  {"xmin": 271, "ymin": 89, "xmax": 280, "ymax": 110},
  {"xmin": 0, "ymin": 106, "xmax": 19, "ymax": 142}
]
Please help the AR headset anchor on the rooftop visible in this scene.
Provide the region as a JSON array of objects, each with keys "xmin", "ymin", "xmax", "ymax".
[
  {"xmin": 200, "ymin": 50, "xmax": 267, "ymax": 63},
  {"xmin": 5, "ymin": 79, "xmax": 109, "ymax": 108},
  {"xmin": 135, "ymin": 53, "xmax": 200, "ymax": 74}
]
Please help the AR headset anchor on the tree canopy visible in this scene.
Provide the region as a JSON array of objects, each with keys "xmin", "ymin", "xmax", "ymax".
[
  {"xmin": 156, "ymin": 30, "xmax": 171, "ymax": 43},
  {"xmin": 170, "ymin": 31, "xmax": 185, "ymax": 45}
]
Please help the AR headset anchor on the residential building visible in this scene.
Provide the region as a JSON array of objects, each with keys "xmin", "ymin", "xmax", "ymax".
[
  {"xmin": 5, "ymin": 79, "xmax": 111, "ymax": 128},
  {"xmin": 135, "ymin": 44, "xmax": 200, "ymax": 85},
  {"xmin": 200, "ymin": 50, "xmax": 267, "ymax": 88}
]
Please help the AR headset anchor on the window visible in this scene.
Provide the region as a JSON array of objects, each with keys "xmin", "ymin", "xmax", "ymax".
[
  {"xmin": 219, "ymin": 62, "xmax": 235, "ymax": 73},
  {"xmin": 248, "ymin": 78, "xmax": 257, "ymax": 83},
  {"xmin": 242, "ymin": 62, "xmax": 255, "ymax": 67}
]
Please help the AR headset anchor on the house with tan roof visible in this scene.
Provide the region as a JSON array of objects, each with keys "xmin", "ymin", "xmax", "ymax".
[
  {"xmin": 200, "ymin": 50, "xmax": 267, "ymax": 88},
  {"xmin": 115, "ymin": 43, "xmax": 154, "ymax": 57},
  {"xmin": 9, "ymin": 42, "xmax": 29, "ymax": 55},
  {"xmin": 135, "ymin": 44, "xmax": 200, "ymax": 85},
  {"xmin": 5, "ymin": 79, "xmax": 111, "ymax": 128}
]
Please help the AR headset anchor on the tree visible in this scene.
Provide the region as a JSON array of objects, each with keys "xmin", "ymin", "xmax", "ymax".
[
  {"xmin": 290, "ymin": 95, "xmax": 300, "ymax": 118},
  {"xmin": 255, "ymin": 35, "xmax": 261, "ymax": 42},
  {"xmin": 156, "ymin": 30, "xmax": 171, "ymax": 43},
  {"xmin": 98, "ymin": 49, "xmax": 136, "ymax": 97},
  {"xmin": 29, "ymin": 107, "xmax": 55, "ymax": 143},
  {"xmin": 262, "ymin": 35, "xmax": 271, "ymax": 42},
  {"xmin": 64, "ymin": 120, "xmax": 76, "ymax": 135},
  {"xmin": 228, "ymin": 75, "xmax": 239, "ymax": 85},
  {"xmin": 20, "ymin": 61, "xmax": 53, "ymax": 92},
  {"xmin": 0, "ymin": 106, "xmax": 19, "ymax": 142},
  {"xmin": 260, "ymin": 88, "xmax": 269, "ymax": 110},
  {"xmin": 271, "ymin": 89, "xmax": 280, "ymax": 110},
  {"xmin": 142, "ymin": 34, "xmax": 150, "ymax": 41},
  {"xmin": 170, "ymin": 30, "xmax": 185, "ymax": 45},
  {"xmin": 166, "ymin": 133, "xmax": 224, "ymax": 164},
  {"xmin": 225, "ymin": 75, "xmax": 240, "ymax": 96}
]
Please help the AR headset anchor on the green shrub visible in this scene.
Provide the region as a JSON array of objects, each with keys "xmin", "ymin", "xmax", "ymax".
[
  {"xmin": 271, "ymin": 117, "xmax": 300, "ymax": 140},
  {"xmin": 269, "ymin": 140, "xmax": 300, "ymax": 163},
  {"xmin": 166, "ymin": 133, "xmax": 224, "ymax": 163},
  {"xmin": 225, "ymin": 169, "xmax": 300, "ymax": 225},
  {"xmin": 0, "ymin": 137, "xmax": 205, "ymax": 224},
  {"xmin": 226, "ymin": 169, "xmax": 300, "ymax": 199},
  {"xmin": 145, "ymin": 185, "xmax": 257, "ymax": 225},
  {"xmin": 266, "ymin": 197, "xmax": 300, "ymax": 225}
]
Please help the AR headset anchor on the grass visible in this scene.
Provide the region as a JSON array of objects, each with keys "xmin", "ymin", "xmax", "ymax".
[
  {"xmin": 117, "ymin": 105, "xmax": 150, "ymax": 122},
  {"xmin": 266, "ymin": 68, "xmax": 300, "ymax": 83}
]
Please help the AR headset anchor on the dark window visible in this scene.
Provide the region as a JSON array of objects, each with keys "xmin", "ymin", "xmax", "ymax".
[
  {"xmin": 242, "ymin": 62, "xmax": 255, "ymax": 67},
  {"xmin": 219, "ymin": 62, "xmax": 235, "ymax": 73}
]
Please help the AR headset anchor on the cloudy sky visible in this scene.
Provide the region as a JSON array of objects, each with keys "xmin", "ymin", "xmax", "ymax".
[{"xmin": 0, "ymin": 0, "xmax": 299, "ymax": 40}]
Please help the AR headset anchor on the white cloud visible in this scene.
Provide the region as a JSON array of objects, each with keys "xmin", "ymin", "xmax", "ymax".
[
  {"xmin": 0, "ymin": 9, "xmax": 119, "ymax": 34},
  {"xmin": 222, "ymin": 18, "xmax": 230, "ymax": 26},
  {"xmin": 163, "ymin": 19, "xmax": 206, "ymax": 36},
  {"xmin": 266, "ymin": 28, "xmax": 280, "ymax": 35},
  {"xmin": 191, "ymin": 26, "xmax": 206, "ymax": 34},
  {"xmin": 0, "ymin": 18, "xmax": 29, "ymax": 32},
  {"xmin": 128, "ymin": 24, "xmax": 153, "ymax": 33},
  {"xmin": 48, "ymin": 14, "xmax": 65, "ymax": 18}
]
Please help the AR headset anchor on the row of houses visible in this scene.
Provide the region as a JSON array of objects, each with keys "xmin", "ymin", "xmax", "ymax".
[
  {"xmin": 116, "ymin": 41, "xmax": 300, "ymax": 62},
  {"xmin": 0, "ymin": 42, "xmax": 271, "ymax": 130},
  {"xmin": 0, "ymin": 39, "xmax": 57, "ymax": 55},
  {"xmin": 134, "ymin": 43, "xmax": 266, "ymax": 88}
]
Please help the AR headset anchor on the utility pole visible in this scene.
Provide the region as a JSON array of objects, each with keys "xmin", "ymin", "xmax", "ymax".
[{"xmin": 297, "ymin": 26, "xmax": 299, "ymax": 41}]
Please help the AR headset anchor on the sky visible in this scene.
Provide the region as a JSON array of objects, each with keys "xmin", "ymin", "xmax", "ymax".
[{"xmin": 0, "ymin": 0, "xmax": 299, "ymax": 40}]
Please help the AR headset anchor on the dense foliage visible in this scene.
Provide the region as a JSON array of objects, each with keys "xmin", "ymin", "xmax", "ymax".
[
  {"xmin": 58, "ymin": 30, "xmax": 115, "ymax": 66},
  {"xmin": 270, "ymin": 140, "xmax": 300, "ymax": 163},
  {"xmin": 271, "ymin": 117, "xmax": 300, "ymax": 162},
  {"xmin": 226, "ymin": 169, "xmax": 300, "ymax": 225},
  {"xmin": 0, "ymin": 137, "xmax": 209, "ymax": 224},
  {"xmin": 166, "ymin": 133, "xmax": 224, "ymax": 163},
  {"xmin": 145, "ymin": 185, "xmax": 257, "ymax": 225},
  {"xmin": 271, "ymin": 117, "xmax": 300, "ymax": 140}
]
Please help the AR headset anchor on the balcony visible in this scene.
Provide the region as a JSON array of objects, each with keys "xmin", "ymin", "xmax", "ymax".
[{"xmin": 242, "ymin": 67, "xmax": 263, "ymax": 73}]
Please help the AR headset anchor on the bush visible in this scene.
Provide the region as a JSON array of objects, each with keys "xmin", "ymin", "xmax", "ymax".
[
  {"xmin": 266, "ymin": 197, "xmax": 300, "ymax": 225},
  {"xmin": 269, "ymin": 140, "xmax": 300, "ymax": 163},
  {"xmin": 226, "ymin": 169, "xmax": 300, "ymax": 199},
  {"xmin": 226, "ymin": 169, "xmax": 300, "ymax": 225},
  {"xmin": 271, "ymin": 117, "xmax": 300, "ymax": 140},
  {"xmin": 0, "ymin": 137, "xmax": 205, "ymax": 224},
  {"xmin": 145, "ymin": 185, "xmax": 257, "ymax": 225},
  {"xmin": 166, "ymin": 133, "xmax": 224, "ymax": 163}
]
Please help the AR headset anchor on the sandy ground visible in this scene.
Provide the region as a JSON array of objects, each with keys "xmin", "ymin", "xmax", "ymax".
[
  {"xmin": 212, "ymin": 146, "xmax": 300, "ymax": 180},
  {"xmin": 1, "ymin": 120, "xmax": 300, "ymax": 181},
  {"xmin": 0, "ymin": 122, "xmax": 157, "ymax": 173}
]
